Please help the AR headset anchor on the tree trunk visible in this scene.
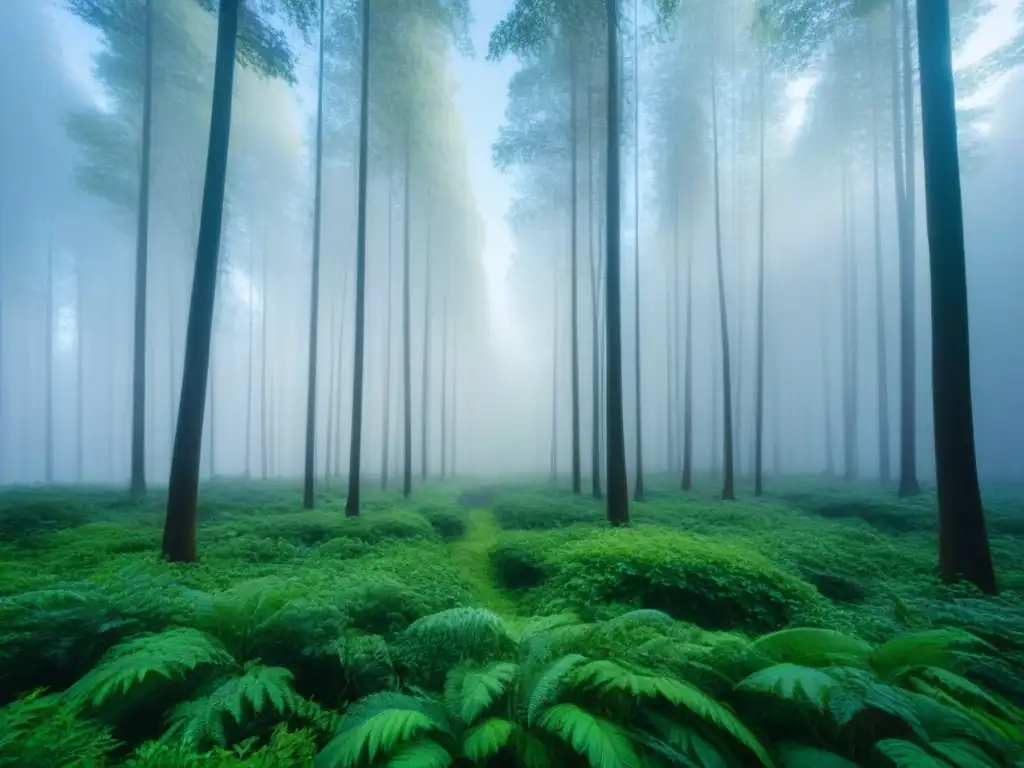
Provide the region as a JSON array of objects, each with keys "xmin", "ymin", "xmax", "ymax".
[
  {"xmin": 666, "ymin": 215, "xmax": 676, "ymax": 474},
  {"xmin": 421, "ymin": 220, "xmax": 432, "ymax": 483},
  {"xmin": 333, "ymin": 245, "xmax": 352, "ymax": 477},
  {"xmin": 382, "ymin": 161, "xmax": 394, "ymax": 490},
  {"xmin": 754, "ymin": 43, "xmax": 767, "ymax": 497},
  {"xmin": 302, "ymin": 0, "xmax": 327, "ymax": 511},
  {"xmin": 450, "ymin": 329, "xmax": 458, "ymax": 476},
  {"xmin": 587, "ymin": 74, "xmax": 602, "ymax": 503},
  {"xmin": 822, "ymin": 305, "xmax": 836, "ymax": 476},
  {"xmin": 130, "ymin": 0, "xmax": 154, "ymax": 499},
  {"xmin": 208, "ymin": 350, "xmax": 215, "ymax": 479},
  {"xmin": 325, "ymin": 289, "xmax": 339, "ymax": 483},
  {"xmin": 871, "ymin": 29, "xmax": 892, "ymax": 485},
  {"xmin": 162, "ymin": 0, "xmax": 240, "ymax": 562},
  {"xmin": 896, "ymin": 0, "xmax": 920, "ymax": 497},
  {"xmin": 631, "ymin": 0, "xmax": 644, "ymax": 503},
  {"xmin": 345, "ymin": 0, "xmax": 371, "ymax": 515},
  {"xmin": 604, "ymin": 0, "xmax": 628, "ymax": 525},
  {"xmin": 710, "ymin": 34, "xmax": 735, "ymax": 501},
  {"xmin": 841, "ymin": 163, "xmax": 859, "ymax": 480},
  {"xmin": 682, "ymin": 228, "xmax": 693, "ymax": 491},
  {"xmin": 916, "ymin": 0, "xmax": 996, "ymax": 594},
  {"xmin": 402, "ymin": 128, "xmax": 413, "ymax": 499},
  {"xmin": 569, "ymin": 43, "xmax": 582, "ymax": 495}
]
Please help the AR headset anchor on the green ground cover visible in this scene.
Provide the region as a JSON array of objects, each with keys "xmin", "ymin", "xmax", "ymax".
[{"xmin": 1, "ymin": 476, "xmax": 1023, "ymax": 766}]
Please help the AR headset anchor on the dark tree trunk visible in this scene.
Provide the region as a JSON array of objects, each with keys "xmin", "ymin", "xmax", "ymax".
[
  {"xmin": 345, "ymin": 0, "xmax": 371, "ymax": 516},
  {"xmin": 402, "ymin": 129, "xmax": 413, "ymax": 499},
  {"xmin": 569, "ymin": 44, "xmax": 582, "ymax": 495},
  {"xmin": 302, "ymin": 0, "xmax": 327, "ymax": 511},
  {"xmin": 208, "ymin": 351, "xmax": 216, "ymax": 479},
  {"xmin": 163, "ymin": 0, "xmax": 240, "ymax": 562},
  {"xmin": 421, "ymin": 221, "xmax": 432, "ymax": 483},
  {"xmin": 325, "ymin": 290, "xmax": 339, "ymax": 483},
  {"xmin": 754, "ymin": 45, "xmax": 766, "ymax": 497},
  {"xmin": 710, "ymin": 36, "xmax": 735, "ymax": 501},
  {"xmin": 587, "ymin": 76, "xmax": 602, "ymax": 503},
  {"xmin": 333, "ymin": 246, "xmax": 352, "ymax": 477},
  {"xmin": 631, "ymin": 0, "xmax": 644, "ymax": 503},
  {"xmin": 382, "ymin": 162, "xmax": 394, "ymax": 490},
  {"xmin": 895, "ymin": 0, "xmax": 920, "ymax": 497},
  {"xmin": 45, "ymin": 236, "xmax": 54, "ymax": 485},
  {"xmin": 604, "ymin": 0, "xmax": 629, "ymax": 525},
  {"xmin": 916, "ymin": 0, "xmax": 996, "ymax": 594},
  {"xmin": 872, "ymin": 32, "xmax": 892, "ymax": 485},
  {"xmin": 130, "ymin": 0, "xmax": 154, "ymax": 499}
]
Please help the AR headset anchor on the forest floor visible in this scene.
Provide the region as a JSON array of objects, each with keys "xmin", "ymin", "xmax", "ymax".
[{"xmin": 2, "ymin": 475, "xmax": 1024, "ymax": 766}]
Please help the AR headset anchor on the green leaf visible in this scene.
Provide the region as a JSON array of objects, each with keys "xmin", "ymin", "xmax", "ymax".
[
  {"xmin": 317, "ymin": 694, "xmax": 444, "ymax": 768},
  {"xmin": 525, "ymin": 653, "xmax": 589, "ymax": 725},
  {"xmin": 385, "ymin": 739, "xmax": 454, "ymax": 768},
  {"xmin": 871, "ymin": 631, "xmax": 992, "ymax": 680},
  {"xmin": 776, "ymin": 743, "xmax": 862, "ymax": 767},
  {"xmin": 875, "ymin": 739, "xmax": 955, "ymax": 767},
  {"xmin": 930, "ymin": 739, "xmax": 1004, "ymax": 768},
  {"xmin": 538, "ymin": 703, "xmax": 642, "ymax": 768},
  {"xmin": 461, "ymin": 717, "xmax": 516, "ymax": 761},
  {"xmin": 751, "ymin": 628, "xmax": 872, "ymax": 668},
  {"xmin": 453, "ymin": 662, "xmax": 519, "ymax": 724},
  {"xmin": 737, "ymin": 663, "xmax": 840, "ymax": 710}
]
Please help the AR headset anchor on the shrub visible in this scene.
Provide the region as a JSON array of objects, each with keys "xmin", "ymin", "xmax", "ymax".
[
  {"xmin": 227, "ymin": 510, "xmax": 436, "ymax": 548},
  {"xmin": 540, "ymin": 528, "xmax": 825, "ymax": 632},
  {"xmin": 490, "ymin": 538, "xmax": 551, "ymax": 590},
  {"xmin": 491, "ymin": 492, "xmax": 603, "ymax": 530},
  {"xmin": 415, "ymin": 505, "xmax": 467, "ymax": 540}
]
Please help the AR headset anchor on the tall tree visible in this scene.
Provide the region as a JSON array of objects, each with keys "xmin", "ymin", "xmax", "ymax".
[
  {"xmin": 631, "ymin": 0, "xmax": 644, "ymax": 503},
  {"xmin": 754, "ymin": 35, "xmax": 767, "ymax": 497},
  {"xmin": 915, "ymin": 0, "xmax": 996, "ymax": 593}
]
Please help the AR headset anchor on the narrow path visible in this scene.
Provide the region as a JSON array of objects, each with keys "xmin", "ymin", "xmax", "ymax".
[{"xmin": 448, "ymin": 508, "xmax": 520, "ymax": 617}]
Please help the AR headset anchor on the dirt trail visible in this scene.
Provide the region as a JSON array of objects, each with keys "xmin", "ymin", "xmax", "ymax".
[{"xmin": 447, "ymin": 508, "xmax": 520, "ymax": 617}]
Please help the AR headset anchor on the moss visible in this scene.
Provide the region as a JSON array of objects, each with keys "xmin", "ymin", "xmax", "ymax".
[{"xmin": 539, "ymin": 527, "xmax": 826, "ymax": 633}]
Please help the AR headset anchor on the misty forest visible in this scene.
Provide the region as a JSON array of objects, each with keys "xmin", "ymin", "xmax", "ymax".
[{"xmin": 3, "ymin": 0, "xmax": 1024, "ymax": 765}]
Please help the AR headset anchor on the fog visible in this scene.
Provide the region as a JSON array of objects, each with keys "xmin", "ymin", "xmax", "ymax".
[{"xmin": 0, "ymin": 0, "xmax": 1021, "ymax": 493}]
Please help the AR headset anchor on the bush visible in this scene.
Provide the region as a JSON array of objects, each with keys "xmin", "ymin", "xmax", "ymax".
[
  {"xmin": 415, "ymin": 505, "xmax": 466, "ymax": 540},
  {"xmin": 490, "ymin": 538, "xmax": 551, "ymax": 590},
  {"xmin": 228, "ymin": 510, "xmax": 436, "ymax": 548},
  {"xmin": 491, "ymin": 491, "xmax": 603, "ymax": 530},
  {"xmin": 540, "ymin": 528, "xmax": 825, "ymax": 633}
]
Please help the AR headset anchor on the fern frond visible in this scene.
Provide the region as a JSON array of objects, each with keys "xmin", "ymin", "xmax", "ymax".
[
  {"xmin": 405, "ymin": 607, "xmax": 508, "ymax": 646},
  {"xmin": 537, "ymin": 703, "xmax": 641, "ymax": 768},
  {"xmin": 929, "ymin": 738, "xmax": 1006, "ymax": 768},
  {"xmin": 164, "ymin": 664, "xmax": 304, "ymax": 749},
  {"xmin": 384, "ymin": 738, "xmax": 454, "ymax": 767},
  {"xmin": 524, "ymin": 653, "xmax": 589, "ymax": 725},
  {"xmin": 641, "ymin": 714, "xmax": 728, "ymax": 767},
  {"xmin": 898, "ymin": 666, "xmax": 1021, "ymax": 727},
  {"xmin": 0, "ymin": 689, "xmax": 120, "ymax": 765},
  {"xmin": 571, "ymin": 660, "xmax": 773, "ymax": 767},
  {"xmin": 65, "ymin": 628, "xmax": 234, "ymax": 709},
  {"xmin": 605, "ymin": 610, "xmax": 676, "ymax": 629},
  {"xmin": 751, "ymin": 628, "xmax": 872, "ymax": 668},
  {"xmin": 871, "ymin": 630, "xmax": 993, "ymax": 680},
  {"xmin": 737, "ymin": 663, "xmax": 840, "ymax": 711},
  {"xmin": 875, "ymin": 739, "xmax": 954, "ymax": 767},
  {"xmin": 461, "ymin": 717, "xmax": 516, "ymax": 761},
  {"xmin": 447, "ymin": 661, "xmax": 519, "ymax": 724},
  {"xmin": 775, "ymin": 742, "xmax": 862, "ymax": 767}
]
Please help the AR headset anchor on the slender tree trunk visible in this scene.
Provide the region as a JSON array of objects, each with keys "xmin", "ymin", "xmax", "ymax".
[
  {"xmin": 666, "ymin": 216, "xmax": 676, "ymax": 474},
  {"xmin": 682, "ymin": 229, "xmax": 693, "ymax": 491},
  {"xmin": 841, "ymin": 163, "xmax": 859, "ymax": 480},
  {"xmin": 208, "ymin": 348, "xmax": 216, "ymax": 479},
  {"xmin": 710, "ymin": 35, "xmax": 735, "ymax": 501},
  {"xmin": 260, "ymin": 226, "xmax": 268, "ymax": 481},
  {"xmin": 754, "ymin": 43, "xmax": 767, "ymax": 497},
  {"xmin": 402, "ymin": 128, "xmax": 413, "ymax": 499},
  {"xmin": 45, "ymin": 235, "xmax": 54, "ymax": 485},
  {"xmin": 450, "ymin": 329, "xmax": 457, "ymax": 477},
  {"xmin": 163, "ymin": 0, "xmax": 240, "ymax": 562},
  {"xmin": 302, "ymin": 0, "xmax": 327, "ymax": 511},
  {"xmin": 822, "ymin": 304, "xmax": 836, "ymax": 475},
  {"xmin": 896, "ymin": 0, "xmax": 920, "ymax": 497},
  {"xmin": 333, "ymin": 248, "xmax": 351, "ymax": 476},
  {"xmin": 325, "ymin": 291, "xmax": 339, "ymax": 483},
  {"xmin": 267, "ymin": 372, "xmax": 275, "ymax": 478},
  {"xmin": 587, "ymin": 75, "xmax": 602, "ymax": 502},
  {"xmin": 871, "ymin": 31, "xmax": 892, "ymax": 485},
  {"xmin": 631, "ymin": 0, "xmax": 644, "ymax": 503},
  {"xmin": 569, "ymin": 43, "xmax": 582, "ymax": 495},
  {"xmin": 605, "ymin": 0, "xmax": 628, "ymax": 524},
  {"xmin": 421, "ymin": 221, "xmax": 432, "ymax": 483},
  {"xmin": 382, "ymin": 162, "xmax": 394, "ymax": 490},
  {"xmin": 916, "ymin": 0, "xmax": 996, "ymax": 593},
  {"xmin": 345, "ymin": 0, "xmax": 371, "ymax": 515},
  {"xmin": 130, "ymin": 0, "xmax": 154, "ymax": 499},
  {"xmin": 712, "ymin": 325, "xmax": 720, "ymax": 476}
]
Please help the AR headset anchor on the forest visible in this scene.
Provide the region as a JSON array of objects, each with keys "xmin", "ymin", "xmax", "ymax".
[{"xmin": 1, "ymin": 0, "xmax": 1023, "ymax": 765}]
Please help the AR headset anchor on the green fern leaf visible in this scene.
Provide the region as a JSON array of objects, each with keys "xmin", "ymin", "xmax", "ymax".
[
  {"xmin": 899, "ymin": 666, "xmax": 1021, "ymax": 727},
  {"xmin": 737, "ymin": 663, "xmax": 840, "ymax": 710},
  {"xmin": 455, "ymin": 662, "xmax": 519, "ymax": 724},
  {"xmin": 317, "ymin": 694, "xmax": 447, "ymax": 768},
  {"xmin": 385, "ymin": 739, "xmax": 454, "ymax": 767},
  {"xmin": 606, "ymin": 609, "xmax": 676, "ymax": 628},
  {"xmin": 65, "ymin": 628, "xmax": 234, "ymax": 709},
  {"xmin": 405, "ymin": 607, "xmax": 509, "ymax": 647},
  {"xmin": 871, "ymin": 630, "xmax": 992, "ymax": 680},
  {"xmin": 525, "ymin": 653, "xmax": 589, "ymax": 725},
  {"xmin": 751, "ymin": 628, "xmax": 872, "ymax": 668},
  {"xmin": 875, "ymin": 739, "xmax": 955, "ymax": 767},
  {"xmin": 929, "ymin": 739, "xmax": 1004, "ymax": 768},
  {"xmin": 462, "ymin": 717, "xmax": 516, "ymax": 761},
  {"xmin": 519, "ymin": 732, "xmax": 554, "ymax": 768},
  {"xmin": 538, "ymin": 703, "xmax": 641, "ymax": 768},
  {"xmin": 642, "ymin": 714, "xmax": 727, "ymax": 767},
  {"xmin": 776, "ymin": 743, "xmax": 862, "ymax": 767}
]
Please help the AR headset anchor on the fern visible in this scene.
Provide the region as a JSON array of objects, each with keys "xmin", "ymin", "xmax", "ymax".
[
  {"xmin": 65, "ymin": 627, "xmax": 235, "ymax": 709},
  {"xmin": 0, "ymin": 689, "xmax": 119, "ymax": 767},
  {"xmin": 165, "ymin": 663, "xmax": 304, "ymax": 749},
  {"xmin": 871, "ymin": 630, "xmax": 992, "ymax": 680},
  {"xmin": 524, "ymin": 653, "xmax": 589, "ymax": 725},
  {"xmin": 384, "ymin": 739, "xmax": 454, "ymax": 767},
  {"xmin": 538, "ymin": 702, "xmax": 642, "ymax": 768},
  {"xmin": 737, "ymin": 663, "xmax": 840, "ymax": 711},
  {"xmin": 751, "ymin": 628, "xmax": 872, "ymax": 668},
  {"xmin": 461, "ymin": 717, "xmax": 516, "ymax": 761},
  {"xmin": 449, "ymin": 661, "xmax": 519, "ymax": 724},
  {"xmin": 875, "ymin": 739, "xmax": 954, "ymax": 767},
  {"xmin": 640, "ymin": 715, "xmax": 729, "ymax": 767},
  {"xmin": 775, "ymin": 742, "xmax": 862, "ymax": 767}
]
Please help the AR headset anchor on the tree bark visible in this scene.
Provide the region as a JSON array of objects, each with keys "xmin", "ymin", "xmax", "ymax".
[
  {"xmin": 421, "ymin": 220, "xmax": 432, "ymax": 483},
  {"xmin": 302, "ymin": 0, "xmax": 327, "ymax": 511},
  {"xmin": 162, "ymin": 0, "xmax": 240, "ymax": 562},
  {"xmin": 129, "ymin": 0, "xmax": 154, "ymax": 498},
  {"xmin": 402, "ymin": 127, "xmax": 413, "ymax": 499},
  {"xmin": 382, "ymin": 161, "xmax": 394, "ymax": 490},
  {"xmin": 682, "ymin": 227, "xmax": 693, "ymax": 491},
  {"xmin": 569, "ymin": 41, "xmax": 582, "ymax": 495},
  {"xmin": 754, "ymin": 42, "xmax": 767, "ymax": 497},
  {"xmin": 587, "ymin": 73, "xmax": 602, "ymax": 502},
  {"xmin": 346, "ymin": 0, "xmax": 371, "ymax": 516},
  {"xmin": 871, "ymin": 26, "xmax": 892, "ymax": 485},
  {"xmin": 631, "ymin": 0, "xmax": 644, "ymax": 503},
  {"xmin": 916, "ymin": 0, "xmax": 996, "ymax": 594}
]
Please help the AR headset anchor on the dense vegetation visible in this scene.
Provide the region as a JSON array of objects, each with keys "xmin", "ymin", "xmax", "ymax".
[{"xmin": 2, "ymin": 479, "xmax": 1023, "ymax": 766}]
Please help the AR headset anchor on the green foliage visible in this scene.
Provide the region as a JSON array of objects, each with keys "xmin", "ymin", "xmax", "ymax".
[
  {"xmin": 0, "ymin": 690, "xmax": 119, "ymax": 767},
  {"xmin": 416, "ymin": 506, "xmax": 468, "ymax": 540}
]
